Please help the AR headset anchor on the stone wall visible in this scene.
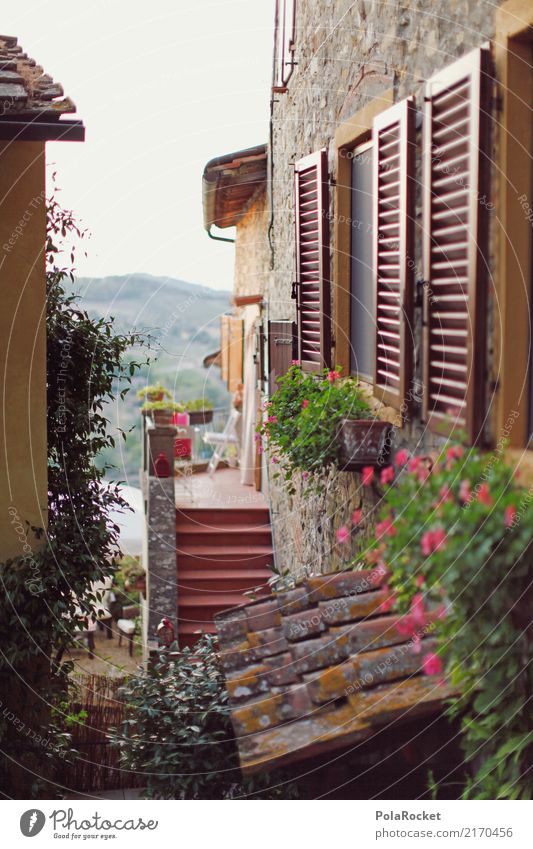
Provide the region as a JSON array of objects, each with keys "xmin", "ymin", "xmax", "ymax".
[{"xmin": 234, "ymin": 188, "xmax": 271, "ymax": 298}]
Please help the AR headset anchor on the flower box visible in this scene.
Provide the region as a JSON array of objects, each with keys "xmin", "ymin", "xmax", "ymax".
[
  {"xmin": 187, "ymin": 409, "xmax": 213, "ymax": 425},
  {"xmin": 337, "ymin": 419, "xmax": 392, "ymax": 471},
  {"xmin": 153, "ymin": 408, "xmax": 175, "ymax": 427}
]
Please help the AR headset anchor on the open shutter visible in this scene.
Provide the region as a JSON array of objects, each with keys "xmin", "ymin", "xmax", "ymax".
[
  {"xmin": 373, "ymin": 98, "xmax": 416, "ymax": 411},
  {"xmin": 228, "ymin": 317, "xmax": 244, "ymax": 392},
  {"xmin": 220, "ymin": 314, "xmax": 230, "ymax": 382},
  {"xmin": 268, "ymin": 320, "xmax": 297, "ymax": 395},
  {"xmin": 294, "ymin": 149, "xmax": 331, "ymax": 373},
  {"xmin": 422, "ymin": 47, "xmax": 490, "ymax": 442}
]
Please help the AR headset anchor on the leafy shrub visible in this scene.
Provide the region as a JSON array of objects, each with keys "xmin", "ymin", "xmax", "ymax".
[
  {"xmin": 365, "ymin": 445, "xmax": 533, "ymax": 799},
  {"xmin": 257, "ymin": 365, "xmax": 371, "ymax": 486},
  {"xmin": 111, "ymin": 635, "xmax": 297, "ymax": 799}
]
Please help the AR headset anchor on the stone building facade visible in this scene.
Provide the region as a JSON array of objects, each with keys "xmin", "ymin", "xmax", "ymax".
[{"xmin": 206, "ymin": 0, "xmax": 533, "ymax": 575}]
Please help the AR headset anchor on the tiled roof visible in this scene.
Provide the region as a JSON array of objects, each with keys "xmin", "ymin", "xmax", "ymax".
[
  {"xmin": 202, "ymin": 144, "xmax": 267, "ymax": 231},
  {"xmin": 0, "ymin": 34, "xmax": 77, "ymax": 121},
  {"xmin": 214, "ymin": 567, "xmax": 454, "ymax": 774}
]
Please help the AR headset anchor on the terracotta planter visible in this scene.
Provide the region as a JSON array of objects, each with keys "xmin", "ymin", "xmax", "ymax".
[
  {"xmin": 146, "ymin": 391, "xmax": 165, "ymax": 403},
  {"xmin": 337, "ymin": 419, "xmax": 392, "ymax": 471},
  {"xmin": 153, "ymin": 408, "xmax": 174, "ymax": 427},
  {"xmin": 187, "ymin": 409, "xmax": 213, "ymax": 425}
]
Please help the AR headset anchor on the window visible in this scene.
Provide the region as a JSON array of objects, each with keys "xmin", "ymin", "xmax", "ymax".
[
  {"xmin": 373, "ymin": 98, "xmax": 416, "ymax": 411},
  {"xmin": 349, "ymin": 141, "xmax": 375, "ymax": 380},
  {"xmin": 293, "ymin": 149, "xmax": 331, "ymax": 372},
  {"xmin": 274, "ymin": 0, "xmax": 296, "ymax": 91},
  {"xmin": 422, "ymin": 47, "xmax": 490, "ymax": 442}
]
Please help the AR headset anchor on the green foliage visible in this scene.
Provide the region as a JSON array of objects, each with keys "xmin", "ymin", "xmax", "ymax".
[
  {"xmin": 111, "ymin": 636, "xmax": 297, "ymax": 799},
  {"xmin": 0, "ymin": 189, "xmax": 146, "ymax": 795},
  {"xmin": 258, "ymin": 365, "xmax": 371, "ymax": 488},
  {"xmin": 368, "ymin": 446, "xmax": 533, "ymax": 799},
  {"xmin": 136, "ymin": 382, "xmax": 172, "ymax": 400},
  {"xmin": 141, "ymin": 399, "xmax": 183, "ymax": 412},
  {"xmin": 180, "ymin": 398, "xmax": 214, "ymax": 411}
]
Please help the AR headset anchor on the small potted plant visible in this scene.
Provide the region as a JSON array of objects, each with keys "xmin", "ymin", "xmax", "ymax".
[
  {"xmin": 137, "ymin": 382, "xmax": 172, "ymax": 404},
  {"xmin": 180, "ymin": 398, "xmax": 214, "ymax": 425},
  {"xmin": 142, "ymin": 400, "xmax": 184, "ymax": 427},
  {"xmin": 122, "ymin": 560, "xmax": 146, "ymax": 595}
]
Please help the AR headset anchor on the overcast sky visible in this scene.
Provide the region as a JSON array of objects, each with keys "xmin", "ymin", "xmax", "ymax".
[{"xmin": 4, "ymin": 0, "xmax": 273, "ymax": 289}]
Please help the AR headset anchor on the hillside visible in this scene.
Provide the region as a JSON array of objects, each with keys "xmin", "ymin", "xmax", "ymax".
[{"xmin": 73, "ymin": 273, "xmax": 232, "ymax": 482}]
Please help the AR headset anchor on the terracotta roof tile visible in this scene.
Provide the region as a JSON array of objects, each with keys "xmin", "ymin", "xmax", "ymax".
[
  {"xmin": 214, "ymin": 567, "xmax": 455, "ymax": 773},
  {"xmin": 0, "ymin": 34, "xmax": 76, "ymax": 120}
]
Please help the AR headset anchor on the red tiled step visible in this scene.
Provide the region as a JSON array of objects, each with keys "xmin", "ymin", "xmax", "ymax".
[
  {"xmin": 177, "ymin": 546, "xmax": 274, "ymax": 571},
  {"xmin": 176, "ymin": 507, "xmax": 270, "ymax": 529},
  {"xmin": 177, "ymin": 523, "xmax": 272, "ymax": 547},
  {"xmin": 178, "ymin": 568, "xmax": 272, "ymax": 594},
  {"xmin": 179, "ymin": 593, "xmax": 250, "ymax": 623}
]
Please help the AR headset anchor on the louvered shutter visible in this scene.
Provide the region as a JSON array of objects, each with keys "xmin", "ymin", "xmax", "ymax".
[
  {"xmin": 268, "ymin": 320, "xmax": 297, "ymax": 395},
  {"xmin": 373, "ymin": 98, "xmax": 416, "ymax": 411},
  {"xmin": 422, "ymin": 47, "xmax": 490, "ymax": 441},
  {"xmin": 294, "ymin": 150, "xmax": 331, "ymax": 372}
]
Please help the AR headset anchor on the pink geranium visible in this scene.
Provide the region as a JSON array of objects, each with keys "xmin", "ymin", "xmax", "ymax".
[
  {"xmin": 267, "ymin": 415, "xmax": 278, "ymax": 424},
  {"xmin": 395, "ymin": 449, "xmax": 409, "ymax": 467},
  {"xmin": 302, "ymin": 399, "xmax": 309, "ymax": 408},
  {"xmin": 438, "ymin": 484, "xmax": 452, "ymax": 504},
  {"xmin": 327, "ymin": 370, "xmax": 341, "ymax": 383},
  {"xmin": 422, "ymin": 652, "xmax": 443, "ymax": 676},
  {"xmin": 376, "ymin": 517, "xmax": 396, "ymax": 540},
  {"xmin": 380, "ymin": 465, "xmax": 395, "ymax": 485},
  {"xmin": 504, "ymin": 505, "xmax": 516, "ymax": 528},
  {"xmin": 421, "ymin": 527, "xmax": 447, "ymax": 556},
  {"xmin": 361, "ymin": 466, "xmax": 374, "ymax": 486},
  {"xmin": 271, "ymin": 456, "xmax": 279, "ymax": 464},
  {"xmin": 408, "ymin": 456, "xmax": 422, "ymax": 474},
  {"xmin": 415, "ymin": 574, "xmax": 425, "ymax": 588},
  {"xmin": 446, "ymin": 445, "xmax": 464, "ymax": 463},
  {"xmin": 459, "ymin": 479, "xmax": 472, "ymax": 503},
  {"xmin": 336, "ymin": 525, "xmax": 350, "ymax": 544},
  {"xmin": 477, "ymin": 482, "xmax": 492, "ymax": 506},
  {"xmin": 379, "ymin": 586, "xmax": 396, "ymax": 613},
  {"xmin": 352, "ymin": 509, "xmax": 362, "ymax": 525}
]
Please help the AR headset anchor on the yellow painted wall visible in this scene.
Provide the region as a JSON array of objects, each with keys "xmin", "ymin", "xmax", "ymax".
[
  {"xmin": 0, "ymin": 140, "xmax": 47, "ymax": 561},
  {"xmin": 234, "ymin": 189, "xmax": 269, "ymax": 298}
]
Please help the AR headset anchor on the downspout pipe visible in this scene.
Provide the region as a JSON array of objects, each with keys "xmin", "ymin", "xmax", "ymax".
[{"xmin": 207, "ymin": 225, "xmax": 235, "ymax": 244}]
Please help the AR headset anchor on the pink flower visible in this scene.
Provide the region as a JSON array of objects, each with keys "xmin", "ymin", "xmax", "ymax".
[
  {"xmin": 271, "ymin": 456, "xmax": 279, "ymax": 464},
  {"xmin": 395, "ymin": 449, "xmax": 409, "ymax": 467},
  {"xmin": 421, "ymin": 528, "xmax": 447, "ymax": 556},
  {"xmin": 446, "ymin": 445, "xmax": 463, "ymax": 463},
  {"xmin": 415, "ymin": 575, "xmax": 425, "ymax": 588},
  {"xmin": 291, "ymin": 359, "xmax": 300, "ymax": 366},
  {"xmin": 380, "ymin": 465, "xmax": 395, "ymax": 485},
  {"xmin": 421, "ymin": 531, "xmax": 433, "ymax": 557},
  {"xmin": 302, "ymin": 471, "xmax": 309, "ymax": 481},
  {"xmin": 336, "ymin": 525, "xmax": 350, "ymax": 544},
  {"xmin": 327, "ymin": 370, "xmax": 341, "ymax": 383},
  {"xmin": 352, "ymin": 509, "xmax": 362, "ymax": 526},
  {"xmin": 361, "ymin": 466, "xmax": 374, "ymax": 486},
  {"xmin": 417, "ymin": 465, "xmax": 431, "ymax": 484},
  {"xmin": 410, "ymin": 593, "xmax": 427, "ymax": 627},
  {"xmin": 408, "ymin": 456, "xmax": 422, "ymax": 473},
  {"xmin": 477, "ymin": 483, "xmax": 492, "ymax": 506},
  {"xmin": 504, "ymin": 505, "xmax": 516, "ymax": 528},
  {"xmin": 267, "ymin": 415, "xmax": 278, "ymax": 424},
  {"xmin": 459, "ymin": 479, "xmax": 471, "ymax": 503},
  {"xmin": 376, "ymin": 517, "xmax": 396, "ymax": 539},
  {"xmin": 438, "ymin": 484, "xmax": 452, "ymax": 504},
  {"xmin": 396, "ymin": 614, "xmax": 416, "ymax": 637},
  {"xmin": 422, "ymin": 652, "xmax": 443, "ymax": 677},
  {"xmin": 379, "ymin": 586, "xmax": 396, "ymax": 613},
  {"xmin": 302, "ymin": 399, "xmax": 309, "ymax": 408}
]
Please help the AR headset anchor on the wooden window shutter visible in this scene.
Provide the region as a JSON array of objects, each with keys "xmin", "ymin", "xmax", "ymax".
[
  {"xmin": 294, "ymin": 149, "xmax": 332, "ymax": 373},
  {"xmin": 422, "ymin": 47, "xmax": 491, "ymax": 442},
  {"xmin": 373, "ymin": 98, "xmax": 416, "ymax": 411},
  {"xmin": 220, "ymin": 315, "xmax": 230, "ymax": 382},
  {"xmin": 227, "ymin": 317, "xmax": 244, "ymax": 392},
  {"xmin": 268, "ymin": 319, "xmax": 297, "ymax": 395}
]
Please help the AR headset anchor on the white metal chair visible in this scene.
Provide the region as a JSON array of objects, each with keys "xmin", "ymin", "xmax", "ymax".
[{"xmin": 203, "ymin": 408, "xmax": 241, "ymax": 476}]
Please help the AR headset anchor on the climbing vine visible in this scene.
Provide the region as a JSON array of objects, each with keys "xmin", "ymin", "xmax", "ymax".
[{"xmin": 0, "ymin": 190, "xmax": 146, "ymax": 797}]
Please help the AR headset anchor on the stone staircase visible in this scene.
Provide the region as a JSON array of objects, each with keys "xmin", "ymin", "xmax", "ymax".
[{"xmin": 176, "ymin": 506, "xmax": 273, "ymax": 647}]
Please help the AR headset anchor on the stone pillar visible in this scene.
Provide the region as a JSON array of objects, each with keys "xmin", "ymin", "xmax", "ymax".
[{"xmin": 145, "ymin": 476, "xmax": 178, "ymax": 650}]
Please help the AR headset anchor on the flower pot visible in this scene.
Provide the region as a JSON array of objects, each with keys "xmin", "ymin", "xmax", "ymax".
[
  {"xmin": 187, "ymin": 409, "xmax": 213, "ymax": 425},
  {"xmin": 153, "ymin": 408, "xmax": 174, "ymax": 427},
  {"xmin": 338, "ymin": 419, "xmax": 392, "ymax": 471},
  {"xmin": 146, "ymin": 391, "xmax": 165, "ymax": 403}
]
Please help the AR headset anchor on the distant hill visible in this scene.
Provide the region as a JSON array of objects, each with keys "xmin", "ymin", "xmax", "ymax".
[{"xmin": 73, "ymin": 273, "xmax": 232, "ymax": 482}]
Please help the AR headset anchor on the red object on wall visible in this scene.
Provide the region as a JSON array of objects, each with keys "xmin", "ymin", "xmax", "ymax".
[
  {"xmin": 174, "ymin": 438, "xmax": 192, "ymax": 460},
  {"xmin": 154, "ymin": 452, "xmax": 171, "ymax": 478}
]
